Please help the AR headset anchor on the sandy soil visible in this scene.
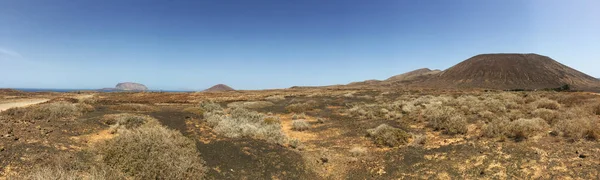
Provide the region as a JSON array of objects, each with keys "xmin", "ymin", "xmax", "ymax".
[{"xmin": 0, "ymin": 99, "xmax": 49, "ymax": 112}]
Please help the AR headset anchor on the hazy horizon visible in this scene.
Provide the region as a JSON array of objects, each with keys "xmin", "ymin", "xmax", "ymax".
[{"xmin": 2, "ymin": 0, "xmax": 599, "ymax": 90}]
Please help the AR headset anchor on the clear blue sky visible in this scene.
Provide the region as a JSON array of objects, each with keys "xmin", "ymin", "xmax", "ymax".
[{"xmin": 1, "ymin": 0, "xmax": 599, "ymax": 90}]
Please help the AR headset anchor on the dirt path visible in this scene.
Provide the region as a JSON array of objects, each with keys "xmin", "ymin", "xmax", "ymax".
[{"xmin": 0, "ymin": 99, "xmax": 49, "ymax": 112}]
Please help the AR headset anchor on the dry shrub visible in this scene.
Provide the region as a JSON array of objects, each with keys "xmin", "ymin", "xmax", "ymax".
[
  {"xmin": 110, "ymin": 103, "xmax": 157, "ymax": 112},
  {"xmin": 410, "ymin": 134, "xmax": 427, "ymax": 146},
  {"xmin": 291, "ymin": 113, "xmax": 306, "ymax": 120},
  {"xmin": 1, "ymin": 107, "xmax": 27, "ymax": 117},
  {"xmin": 265, "ymin": 95, "xmax": 286, "ymax": 102},
  {"xmin": 77, "ymin": 103, "xmax": 95, "ymax": 112},
  {"xmin": 425, "ymin": 106, "xmax": 468, "ymax": 135},
  {"xmin": 199, "ymin": 101, "xmax": 223, "ymax": 112},
  {"xmin": 446, "ymin": 115, "xmax": 469, "ymax": 135},
  {"xmin": 205, "ymin": 107, "xmax": 287, "ymax": 144},
  {"xmin": 483, "ymin": 118, "xmax": 511, "ymax": 138},
  {"xmin": 559, "ymin": 107, "xmax": 593, "ymax": 120},
  {"xmin": 367, "ymin": 124, "xmax": 411, "ymax": 147},
  {"xmin": 16, "ymin": 151, "xmax": 125, "ymax": 180},
  {"xmin": 507, "ymin": 118, "xmax": 549, "ymax": 141},
  {"xmin": 291, "ymin": 119, "xmax": 310, "ymax": 131},
  {"xmin": 227, "ymin": 101, "xmax": 274, "ymax": 109},
  {"xmin": 23, "ymin": 102, "xmax": 83, "ymax": 120},
  {"xmin": 592, "ymin": 103, "xmax": 600, "ymax": 115},
  {"xmin": 263, "ymin": 115, "xmax": 281, "ymax": 124},
  {"xmin": 46, "ymin": 97, "xmax": 79, "ymax": 103},
  {"xmin": 286, "ymin": 100, "xmax": 319, "ymax": 113},
  {"xmin": 97, "ymin": 124, "xmax": 207, "ymax": 179},
  {"xmin": 554, "ymin": 117, "xmax": 600, "ymax": 140},
  {"xmin": 19, "ymin": 166, "xmax": 79, "ymax": 180},
  {"xmin": 532, "ymin": 108, "xmax": 559, "ymax": 125},
  {"xmin": 349, "ymin": 147, "xmax": 367, "ymax": 157},
  {"xmin": 288, "ymin": 138, "xmax": 304, "ymax": 149},
  {"xmin": 183, "ymin": 106, "xmax": 205, "ymax": 116},
  {"xmin": 478, "ymin": 111, "xmax": 496, "ymax": 122},
  {"xmin": 101, "ymin": 114, "xmax": 161, "ymax": 135},
  {"xmin": 533, "ymin": 98, "xmax": 561, "ymax": 110},
  {"xmin": 506, "ymin": 110, "xmax": 526, "ymax": 121},
  {"xmin": 554, "ymin": 93, "xmax": 592, "ymax": 107},
  {"xmin": 316, "ymin": 117, "xmax": 326, "ymax": 124}
]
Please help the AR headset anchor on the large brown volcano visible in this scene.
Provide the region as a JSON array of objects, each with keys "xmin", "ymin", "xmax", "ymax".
[{"xmin": 422, "ymin": 53, "xmax": 600, "ymax": 90}]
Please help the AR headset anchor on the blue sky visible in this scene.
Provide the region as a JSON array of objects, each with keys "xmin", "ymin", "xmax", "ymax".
[{"xmin": 1, "ymin": 0, "xmax": 599, "ymax": 90}]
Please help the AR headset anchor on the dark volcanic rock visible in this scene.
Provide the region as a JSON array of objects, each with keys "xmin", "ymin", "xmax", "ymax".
[
  {"xmin": 115, "ymin": 82, "xmax": 148, "ymax": 91},
  {"xmin": 204, "ymin": 84, "xmax": 235, "ymax": 92},
  {"xmin": 420, "ymin": 53, "xmax": 600, "ymax": 90}
]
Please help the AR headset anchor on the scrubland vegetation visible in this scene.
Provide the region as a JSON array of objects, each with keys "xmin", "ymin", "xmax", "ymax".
[
  {"xmin": 346, "ymin": 92, "xmax": 600, "ymax": 142},
  {"xmin": 17, "ymin": 113, "xmax": 207, "ymax": 180},
  {"xmin": 202, "ymin": 102, "xmax": 288, "ymax": 144},
  {"xmin": 2, "ymin": 90, "xmax": 600, "ymax": 179}
]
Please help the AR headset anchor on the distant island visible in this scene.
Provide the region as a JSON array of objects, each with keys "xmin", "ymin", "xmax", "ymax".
[{"xmin": 99, "ymin": 82, "xmax": 148, "ymax": 92}]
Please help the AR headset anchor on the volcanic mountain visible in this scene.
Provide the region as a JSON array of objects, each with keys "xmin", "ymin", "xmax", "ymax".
[
  {"xmin": 421, "ymin": 53, "xmax": 600, "ymax": 90},
  {"xmin": 347, "ymin": 68, "xmax": 441, "ymax": 87},
  {"xmin": 204, "ymin": 84, "xmax": 235, "ymax": 92},
  {"xmin": 384, "ymin": 68, "xmax": 441, "ymax": 83}
]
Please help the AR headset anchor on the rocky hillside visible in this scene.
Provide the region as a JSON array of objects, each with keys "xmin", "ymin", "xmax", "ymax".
[
  {"xmin": 347, "ymin": 68, "xmax": 441, "ymax": 87},
  {"xmin": 420, "ymin": 53, "xmax": 600, "ymax": 90},
  {"xmin": 384, "ymin": 68, "xmax": 441, "ymax": 82}
]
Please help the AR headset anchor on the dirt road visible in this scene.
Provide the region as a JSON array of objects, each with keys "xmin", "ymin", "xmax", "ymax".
[{"xmin": 0, "ymin": 99, "xmax": 49, "ymax": 112}]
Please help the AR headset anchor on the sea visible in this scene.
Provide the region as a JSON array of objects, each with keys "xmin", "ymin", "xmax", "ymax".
[{"xmin": 13, "ymin": 88, "xmax": 194, "ymax": 93}]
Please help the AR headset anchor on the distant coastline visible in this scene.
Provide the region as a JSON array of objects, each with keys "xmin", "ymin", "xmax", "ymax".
[{"xmin": 12, "ymin": 88, "xmax": 195, "ymax": 93}]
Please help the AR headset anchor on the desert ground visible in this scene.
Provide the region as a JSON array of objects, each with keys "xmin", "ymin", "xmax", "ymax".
[{"xmin": 1, "ymin": 88, "xmax": 599, "ymax": 179}]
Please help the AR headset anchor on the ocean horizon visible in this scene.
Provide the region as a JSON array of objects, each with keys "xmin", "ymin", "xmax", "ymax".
[{"xmin": 11, "ymin": 88, "xmax": 195, "ymax": 93}]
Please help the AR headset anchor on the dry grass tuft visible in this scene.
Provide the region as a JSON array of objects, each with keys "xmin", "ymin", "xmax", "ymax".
[
  {"xmin": 286, "ymin": 100, "xmax": 319, "ymax": 113},
  {"xmin": 367, "ymin": 124, "xmax": 411, "ymax": 147},
  {"xmin": 291, "ymin": 119, "xmax": 310, "ymax": 131}
]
